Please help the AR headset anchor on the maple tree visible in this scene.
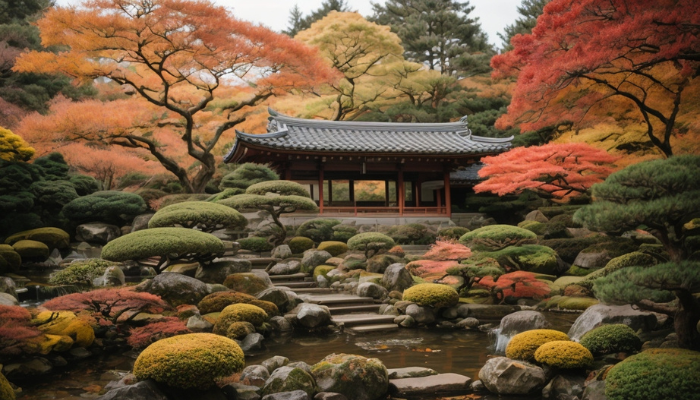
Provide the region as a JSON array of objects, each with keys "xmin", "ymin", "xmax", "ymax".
[
  {"xmin": 0, "ymin": 305, "xmax": 42, "ymax": 356},
  {"xmin": 492, "ymin": 0, "xmax": 700, "ymax": 157},
  {"xmin": 127, "ymin": 317, "xmax": 190, "ymax": 349},
  {"xmin": 422, "ymin": 240, "xmax": 473, "ymax": 261},
  {"xmin": 476, "ymin": 270, "xmax": 551, "ymax": 303},
  {"xmin": 13, "ymin": 0, "xmax": 334, "ymax": 193},
  {"xmin": 474, "ymin": 143, "xmax": 619, "ymax": 201}
]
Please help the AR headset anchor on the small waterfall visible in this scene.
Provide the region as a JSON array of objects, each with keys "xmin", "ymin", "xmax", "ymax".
[
  {"xmin": 490, "ymin": 310, "xmax": 550, "ymax": 353},
  {"xmin": 490, "ymin": 327, "xmax": 514, "ymax": 354}
]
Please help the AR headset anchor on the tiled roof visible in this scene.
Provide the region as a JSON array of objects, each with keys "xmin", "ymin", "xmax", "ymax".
[
  {"xmin": 450, "ymin": 163, "xmax": 484, "ymax": 182},
  {"xmin": 225, "ymin": 108, "xmax": 512, "ymax": 162}
]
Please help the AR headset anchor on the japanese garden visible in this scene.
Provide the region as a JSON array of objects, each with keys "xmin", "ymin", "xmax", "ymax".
[{"xmin": 0, "ymin": 0, "xmax": 699, "ymax": 399}]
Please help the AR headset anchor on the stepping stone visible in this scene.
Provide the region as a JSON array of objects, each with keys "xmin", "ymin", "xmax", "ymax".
[
  {"xmin": 291, "ymin": 288, "xmax": 332, "ymax": 294},
  {"xmin": 327, "ymin": 304, "xmax": 382, "ymax": 314},
  {"xmin": 388, "ymin": 367, "xmax": 438, "ymax": 379},
  {"xmin": 303, "ymin": 294, "xmax": 375, "ymax": 305},
  {"xmin": 389, "ymin": 373, "xmax": 472, "ymax": 397},
  {"xmin": 332, "ymin": 314, "xmax": 396, "ymax": 326},
  {"xmin": 273, "ymin": 281, "xmax": 317, "ymax": 288},
  {"xmin": 269, "ymin": 273, "xmax": 307, "ymax": 281},
  {"xmin": 347, "ymin": 324, "xmax": 399, "ymax": 333}
]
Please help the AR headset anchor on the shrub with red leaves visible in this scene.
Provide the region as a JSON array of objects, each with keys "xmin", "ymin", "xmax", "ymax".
[
  {"xmin": 476, "ymin": 271, "xmax": 551, "ymax": 303},
  {"xmin": 0, "ymin": 305, "xmax": 42, "ymax": 356},
  {"xmin": 422, "ymin": 240, "xmax": 472, "ymax": 261},
  {"xmin": 406, "ymin": 260, "xmax": 460, "ymax": 279},
  {"xmin": 127, "ymin": 317, "xmax": 190, "ymax": 349}
]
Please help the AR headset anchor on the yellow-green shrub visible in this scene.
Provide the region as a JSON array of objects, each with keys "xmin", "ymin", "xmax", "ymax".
[
  {"xmin": 12, "ymin": 240, "xmax": 49, "ymax": 259},
  {"xmin": 35, "ymin": 311, "xmax": 95, "ymax": 347},
  {"xmin": 0, "ymin": 371, "xmax": 14, "ymax": 400},
  {"xmin": 226, "ymin": 321, "xmax": 255, "ymax": 340},
  {"xmin": 133, "ymin": 333, "xmax": 244, "ymax": 389},
  {"xmin": 534, "ymin": 341, "xmax": 593, "ymax": 369},
  {"xmin": 289, "ymin": 236, "xmax": 315, "ymax": 254},
  {"xmin": 317, "ymin": 241, "xmax": 349, "ymax": 257},
  {"xmin": 5, "ymin": 227, "xmax": 70, "ymax": 249},
  {"xmin": 506, "ymin": 329, "xmax": 570, "ymax": 361},
  {"xmin": 197, "ymin": 291, "xmax": 257, "ymax": 314},
  {"xmin": 213, "ymin": 303, "xmax": 268, "ymax": 335},
  {"xmin": 402, "ymin": 283, "xmax": 459, "ymax": 308}
]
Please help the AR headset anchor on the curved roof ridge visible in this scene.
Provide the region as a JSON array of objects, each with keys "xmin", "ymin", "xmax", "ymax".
[{"xmin": 470, "ymin": 135, "xmax": 515, "ymax": 143}]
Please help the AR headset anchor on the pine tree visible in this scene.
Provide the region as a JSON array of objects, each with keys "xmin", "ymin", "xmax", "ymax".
[
  {"xmin": 283, "ymin": 0, "xmax": 351, "ymax": 37},
  {"xmin": 498, "ymin": 0, "xmax": 550, "ymax": 51}
]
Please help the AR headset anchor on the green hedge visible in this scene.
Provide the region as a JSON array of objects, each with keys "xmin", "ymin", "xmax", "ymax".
[
  {"xmin": 49, "ymin": 259, "xmax": 117, "ymax": 286},
  {"xmin": 387, "ymin": 223, "xmax": 436, "ymax": 245},
  {"xmin": 238, "ymin": 237, "xmax": 274, "ymax": 252},
  {"xmin": 62, "ymin": 191, "xmax": 147, "ymax": 224},
  {"xmin": 101, "ymin": 227, "xmax": 224, "ymax": 263},
  {"xmin": 459, "ymin": 225, "xmax": 537, "ymax": 251},
  {"xmin": 148, "ymin": 201, "xmax": 247, "ymax": 232},
  {"xmin": 333, "ymin": 224, "xmax": 359, "ymax": 242}
]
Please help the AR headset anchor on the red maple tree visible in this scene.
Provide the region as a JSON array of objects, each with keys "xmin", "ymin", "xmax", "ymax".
[
  {"xmin": 474, "ymin": 143, "xmax": 618, "ymax": 200},
  {"xmin": 0, "ymin": 305, "xmax": 42, "ymax": 356},
  {"xmin": 422, "ymin": 240, "xmax": 473, "ymax": 261},
  {"xmin": 492, "ymin": 0, "xmax": 700, "ymax": 157},
  {"xmin": 127, "ymin": 317, "xmax": 190, "ymax": 349},
  {"xmin": 476, "ymin": 271, "xmax": 551, "ymax": 303}
]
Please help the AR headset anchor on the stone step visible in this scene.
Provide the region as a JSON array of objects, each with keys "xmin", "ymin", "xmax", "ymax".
[
  {"xmin": 303, "ymin": 294, "xmax": 376, "ymax": 306},
  {"xmin": 291, "ymin": 288, "xmax": 333, "ymax": 294},
  {"xmin": 389, "ymin": 373, "xmax": 472, "ymax": 398},
  {"xmin": 269, "ymin": 273, "xmax": 307, "ymax": 282},
  {"xmin": 327, "ymin": 304, "xmax": 382, "ymax": 314},
  {"xmin": 273, "ymin": 281, "xmax": 317, "ymax": 288},
  {"xmin": 332, "ymin": 314, "xmax": 396, "ymax": 326},
  {"xmin": 347, "ymin": 324, "xmax": 399, "ymax": 333}
]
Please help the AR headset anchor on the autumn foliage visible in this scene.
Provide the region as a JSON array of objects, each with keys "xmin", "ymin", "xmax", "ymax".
[
  {"xmin": 422, "ymin": 240, "xmax": 473, "ymax": 261},
  {"xmin": 475, "ymin": 271, "xmax": 551, "ymax": 303},
  {"xmin": 127, "ymin": 317, "xmax": 190, "ymax": 349},
  {"xmin": 474, "ymin": 143, "xmax": 618, "ymax": 200},
  {"xmin": 0, "ymin": 305, "xmax": 42, "ymax": 356}
]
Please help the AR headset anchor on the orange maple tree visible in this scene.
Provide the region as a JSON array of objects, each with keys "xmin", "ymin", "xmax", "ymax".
[
  {"xmin": 14, "ymin": 0, "xmax": 335, "ymax": 192},
  {"xmin": 474, "ymin": 143, "xmax": 618, "ymax": 201}
]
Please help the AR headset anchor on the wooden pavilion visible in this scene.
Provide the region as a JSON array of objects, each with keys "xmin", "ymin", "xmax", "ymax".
[{"xmin": 225, "ymin": 109, "xmax": 512, "ymax": 217}]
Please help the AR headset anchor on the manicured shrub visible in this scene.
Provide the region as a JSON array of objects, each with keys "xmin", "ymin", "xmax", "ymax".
[
  {"xmin": 12, "ymin": 239, "xmax": 49, "ymax": 259},
  {"xmin": 347, "ymin": 232, "xmax": 396, "ymax": 258},
  {"xmin": 248, "ymin": 300, "xmax": 279, "ymax": 317},
  {"xmin": 0, "ymin": 245, "xmax": 21, "ymax": 271},
  {"xmin": 459, "ymin": 225, "xmax": 537, "ymax": 251},
  {"xmin": 213, "ymin": 303, "xmax": 268, "ymax": 335},
  {"xmin": 332, "ymin": 224, "xmax": 358, "ymax": 242},
  {"xmin": 246, "ymin": 180, "xmax": 310, "ymax": 197},
  {"xmin": 127, "ymin": 317, "xmax": 190, "ymax": 349},
  {"xmin": 403, "ymin": 283, "xmax": 459, "ymax": 308},
  {"xmin": 148, "ymin": 201, "xmax": 247, "ymax": 232},
  {"xmin": 206, "ymin": 188, "xmax": 245, "ymax": 202},
  {"xmin": 29, "ymin": 180, "xmax": 79, "ymax": 211},
  {"xmin": 5, "ymin": 227, "xmax": 70, "ymax": 249},
  {"xmin": 296, "ymin": 219, "xmax": 342, "ymax": 243},
  {"xmin": 289, "ymin": 237, "xmax": 315, "ymax": 254},
  {"xmin": 226, "ymin": 321, "xmax": 255, "ymax": 339},
  {"xmin": 579, "ymin": 324, "xmax": 642, "ymax": 356},
  {"xmin": 406, "ymin": 260, "xmax": 459, "ymax": 279},
  {"xmin": 158, "ymin": 193, "xmax": 211, "ymax": 208},
  {"xmin": 197, "ymin": 291, "xmax": 257, "ymax": 314},
  {"xmin": 134, "ymin": 188, "xmax": 168, "ymax": 209},
  {"xmin": 387, "ymin": 223, "xmax": 436, "ymax": 245},
  {"xmin": 69, "ymin": 174, "xmax": 100, "ymax": 196},
  {"xmin": 238, "ymin": 237, "xmax": 274, "ymax": 252},
  {"xmin": 423, "ymin": 240, "xmax": 472, "ymax": 261},
  {"xmin": 219, "ymin": 163, "xmax": 279, "ymax": 191},
  {"xmin": 542, "ymin": 213, "xmax": 578, "ymax": 239},
  {"xmin": 577, "ymin": 239, "xmax": 639, "ymax": 261},
  {"xmin": 437, "ymin": 226, "xmax": 470, "ymax": 240},
  {"xmin": 605, "ymin": 349, "xmax": 700, "ymax": 400},
  {"xmin": 49, "ymin": 259, "xmax": 117, "ymax": 286},
  {"xmin": 0, "ymin": 305, "xmax": 42, "ymax": 356},
  {"xmin": 101, "ymin": 227, "xmax": 224, "ymax": 269},
  {"xmin": 33, "ymin": 152, "xmax": 69, "ymax": 180},
  {"xmin": 505, "ymin": 329, "xmax": 570, "ymax": 362},
  {"xmin": 0, "ymin": 371, "xmax": 14, "ymax": 400},
  {"xmin": 534, "ymin": 341, "xmax": 593, "ymax": 369},
  {"xmin": 222, "ymin": 273, "xmax": 269, "ymax": 295},
  {"xmin": 578, "ymin": 252, "xmax": 657, "ymax": 289},
  {"xmin": 476, "ymin": 271, "xmax": 551, "ymax": 302},
  {"xmin": 62, "ymin": 190, "xmax": 147, "ymax": 224},
  {"xmin": 317, "ymin": 241, "xmax": 348, "ymax": 257},
  {"xmin": 538, "ymin": 236, "xmax": 606, "ymax": 264},
  {"xmin": 133, "ymin": 333, "xmax": 245, "ymax": 389},
  {"xmin": 479, "ymin": 245, "xmax": 559, "ymax": 275},
  {"xmin": 541, "ymin": 295, "xmax": 599, "ymax": 311}
]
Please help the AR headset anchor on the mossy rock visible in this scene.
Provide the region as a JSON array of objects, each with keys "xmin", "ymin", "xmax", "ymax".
[
  {"xmin": 5, "ymin": 227, "xmax": 70, "ymax": 249},
  {"xmin": 317, "ymin": 241, "xmax": 349, "ymax": 257},
  {"xmin": 313, "ymin": 265, "xmax": 336, "ymax": 279},
  {"xmin": 538, "ymin": 237, "xmax": 608, "ymax": 264},
  {"xmin": 0, "ymin": 245, "xmax": 21, "ymax": 271},
  {"xmin": 550, "ymin": 276, "xmax": 586, "ymax": 292},
  {"xmin": 540, "ymin": 295, "xmax": 598, "ymax": 311},
  {"xmin": 480, "ymin": 245, "xmax": 559, "ymax": 275},
  {"xmin": 262, "ymin": 366, "xmax": 319, "ymax": 398},
  {"xmin": 249, "ymin": 300, "xmax": 279, "ymax": 317},
  {"xmin": 534, "ymin": 341, "xmax": 593, "ymax": 369},
  {"xmin": 12, "ymin": 239, "xmax": 49, "ymax": 259},
  {"xmin": 366, "ymin": 254, "xmax": 401, "ymax": 274},
  {"xmin": 605, "ymin": 349, "xmax": 700, "ymax": 400},
  {"xmin": 197, "ymin": 291, "xmax": 257, "ymax": 314},
  {"xmin": 459, "ymin": 225, "xmax": 537, "ymax": 251},
  {"xmin": 101, "ymin": 227, "xmax": 224, "ymax": 263},
  {"xmin": 0, "ymin": 371, "xmax": 14, "ymax": 400},
  {"xmin": 386, "ymin": 223, "xmax": 436, "ymax": 245},
  {"xmin": 226, "ymin": 321, "xmax": 256, "ymax": 340},
  {"xmin": 564, "ymin": 265, "xmax": 594, "ymax": 276},
  {"xmin": 223, "ymin": 273, "xmax": 269, "ymax": 295},
  {"xmin": 579, "ymin": 324, "xmax": 642, "ymax": 356},
  {"xmin": 35, "ymin": 310, "xmax": 95, "ymax": 347},
  {"xmin": 238, "ymin": 237, "xmax": 274, "ymax": 252},
  {"xmin": 311, "ymin": 353, "xmax": 388, "ymax": 400},
  {"xmin": 517, "ymin": 220, "xmax": 547, "ymax": 236},
  {"xmin": 49, "ymin": 259, "xmax": 116, "ymax": 286},
  {"xmin": 133, "ymin": 333, "xmax": 244, "ymax": 389},
  {"xmin": 24, "ymin": 333, "xmax": 74, "ymax": 354},
  {"xmin": 213, "ymin": 303, "xmax": 268, "ymax": 335},
  {"xmin": 289, "ymin": 237, "xmax": 315, "ymax": 254},
  {"xmin": 437, "ymin": 226, "xmax": 470, "ymax": 240},
  {"xmin": 505, "ymin": 329, "xmax": 570, "ymax": 362},
  {"xmin": 403, "ymin": 283, "xmax": 459, "ymax": 308},
  {"xmin": 148, "ymin": 201, "xmax": 247, "ymax": 232}
]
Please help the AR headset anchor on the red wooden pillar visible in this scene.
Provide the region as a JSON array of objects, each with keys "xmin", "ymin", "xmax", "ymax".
[
  {"xmin": 444, "ymin": 170, "xmax": 452, "ymax": 217},
  {"xmin": 415, "ymin": 178, "xmax": 421, "ymax": 208},
  {"xmin": 398, "ymin": 169, "xmax": 405, "ymax": 216},
  {"xmin": 318, "ymin": 166, "xmax": 324, "ymax": 214},
  {"xmin": 436, "ymin": 189, "xmax": 442, "ymax": 213}
]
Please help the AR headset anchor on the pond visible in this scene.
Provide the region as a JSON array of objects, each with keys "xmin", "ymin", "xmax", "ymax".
[{"xmin": 17, "ymin": 312, "xmax": 578, "ymax": 400}]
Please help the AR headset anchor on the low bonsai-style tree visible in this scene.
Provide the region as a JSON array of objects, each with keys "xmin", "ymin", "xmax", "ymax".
[
  {"xmin": 476, "ymin": 270, "xmax": 551, "ymax": 304},
  {"xmin": 219, "ymin": 180, "xmax": 318, "ymax": 245},
  {"xmin": 62, "ymin": 190, "xmax": 147, "ymax": 224},
  {"xmin": 219, "ymin": 163, "xmax": 279, "ymax": 191},
  {"xmin": 101, "ymin": 227, "xmax": 224, "ymax": 271},
  {"xmin": 296, "ymin": 218, "xmax": 341, "ymax": 243},
  {"xmin": 459, "ymin": 224, "xmax": 537, "ymax": 251},
  {"xmin": 347, "ymin": 232, "xmax": 396, "ymax": 259},
  {"xmin": 148, "ymin": 201, "xmax": 247, "ymax": 233}
]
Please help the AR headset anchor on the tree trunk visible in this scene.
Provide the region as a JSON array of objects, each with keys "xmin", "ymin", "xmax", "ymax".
[{"xmin": 674, "ymin": 290, "xmax": 700, "ymax": 351}]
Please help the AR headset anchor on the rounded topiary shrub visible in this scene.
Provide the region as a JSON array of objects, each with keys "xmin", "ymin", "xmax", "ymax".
[
  {"xmin": 0, "ymin": 245, "xmax": 21, "ymax": 271},
  {"xmin": 517, "ymin": 220, "xmax": 547, "ymax": 235},
  {"xmin": 534, "ymin": 341, "xmax": 593, "ymax": 369},
  {"xmin": 505, "ymin": 329, "xmax": 570, "ymax": 362},
  {"xmin": 459, "ymin": 225, "xmax": 537, "ymax": 251},
  {"xmin": 238, "ymin": 237, "xmax": 274, "ymax": 252},
  {"xmin": 4, "ymin": 227, "xmax": 70, "ymax": 249},
  {"xmin": 197, "ymin": 291, "xmax": 257, "ymax": 314},
  {"xmin": 605, "ymin": 349, "xmax": 700, "ymax": 400},
  {"xmin": 62, "ymin": 191, "xmax": 147, "ymax": 224},
  {"xmin": 213, "ymin": 303, "xmax": 268, "ymax": 335},
  {"xmin": 246, "ymin": 180, "xmax": 310, "ymax": 197},
  {"xmin": 148, "ymin": 201, "xmax": 247, "ymax": 232},
  {"xmin": 219, "ymin": 163, "xmax": 279, "ymax": 191},
  {"xmin": 296, "ymin": 219, "xmax": 342, "ymax": 243},
  {"xmin": 289, "ymin": 237, "xmax": 315, "ymax": 254},
  {"xmin": 402, "ymin": 283, "xmax": 459, "ymax": 308},
  {"xmin": 480, "ymin": 245, "xmax": 559, "ymax": 275},
  {"xmin": 133, "ymin": 333, "xmax": 244, "ymax": 389},
  {"xmin": 222, "ymin": 273, "xmax": 269, "ymax": 295},
  {"xmin": 386, "ymin": 223, "xmax": 436, "ymax": 245},
  {"xmin": 347, "ymin": 232, "xmax": 395, "ymax": 258},
  {"xmin": 12, "ymin": 239, "xmax": 49, "ymax": 259},
  {"xmin": 317, "ymin": 241, "xmax": 349, "ymax": 257},
  {"xmin": 437, "ymin": 226, "xmax": 470, "ymax": 240},
  {"xmin": 226, "ymin": 321, "xmax": 256, "ymax": 340},
  {"xmin": 579, "ymin": 324, "xmax": 642, "ymax": 356},
  {"xmin": 332, "ymin": 224, "xmax": 358, "ymax": 242},
  {"xmin": 248, "ymin": 299, "xmax": 279, "ymax": 317},
  {"xmin": 578, "ymin": 252, "xmax": 657, "ymax": 289}
]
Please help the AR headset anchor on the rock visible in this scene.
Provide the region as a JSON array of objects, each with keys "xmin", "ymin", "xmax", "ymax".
[
  {"xmin": 196, "ymin": 259, "xmax": 252, "ymax": 284},
  {"xmin": 314, "ymin": 393, "xmax": 347, "ymax": 400},
  {"xmin": 581, "ymin": 380, "xmax": 607, "ymax": 400},
  {"xmin": 103, "ymin": 373, "xmax": 138, "ymax": 392},
  {"xmin": 165, "ymin": 262, "xmax": 200, "ymax": 277},
  {"xmin": 76, "ymin": 223, "xmax": 121, "ymax": 244},
  {"xmin": 269, "ymin": 316, "xmax": 293, "ymax": 332},
  {"xmin": 292, "ymin": 304, "xmax": 331, "ymax": 329},
  {"xmin": 240, "ymin": 333, "xmax": 265, "ymax": 354},
  {"xmin": 478, "ymin": 357, "xmax": 546, "ymax": 395},
  {"xmin": 94, "ymin": 265, "xmax": 126, "ymax": 286},
  {"xmin": 131, "ymin": 214, "xmax": 155, "ymax": 232},
  {"xmin": 223, "ymin": 271, "xmax": 272, "ymax": 295},
  {"xmin": 393, "ymin": 300, "xmax": 413, "ymax": 313},
  {"xmin": 471, "ymin": 380, "xmax": 485, "ymax": 392},
  {"xmin": 498, "ymin": 310, "xmax": 549, "ymax": 335},
  {"xmin": 381, "ymin": 263, "xmax": 412, "ymax": 292},
  {"xmin": 567, "ymin": 227, "xmax": 593, "ymax": 238},
  {"xmin": 395, "ymin": 315, "xmax": 415, "ymax": 327},
  {"xmin": 542, "ymin": 374, "xmax": 585, "ymax": 400},
  {"xmin": 456, "ymin": 317, "xmax": 480, "ymax": 329},
  {"xmin": 323, "ymin": 257, "xmax": 343, "ymax": 267},
  {"xmin": 316, "ymin": 275, "xmax": 329, "ymax": 288},
  {"xmin": 301, "ymin": 250, "xmax": 332, "ymax": 272},
  {"xmin": 525, "ymin": 210, "xmax": 548, "ymax": 223},
  {"xmin": 272, "ymin": 245, "xmax": 293, "ymax": 259},
  {"xmin": 568, "ymin": 304, "xmax": 658, "ymax": 340},
  {"xmin": 456, "ymin": 304, "xmax": 520, "ymax": 320},
  {"xmin": 573, "ymin": 251, "xmax": 611, "ymax": 269},
  {"xmin": 258, "ymin": 287, "xmax": 302, "ymax": 313},
  {"xmin": 136, "ymin": 272, "xmax": 209, "ymax": 307},
  {"xmin": 0, "ymin": 277, "xmax": 17, "ymax": 299},
  {"xmin": 387, "ymin": 367, "xmax": 438, "ymax": 379},
  {"xmin": 406, "ymin": 304, "xmax": 435, "ymax": 325},
  {"xmin": 311, "ymin": 354, "xmax": 388, "ymax": 400},
  {"xmin": 261, "ymin": 366, "xmax": 318, "ymax": 398},
  {"xmin": 288, "ymin": 362, "xmax": 313, "ymax": 376},
  {"xmin": 269, "ymin": 263, "xmax": 293, "ymax": 275},
  {"xmin": 389, "ymin": 373, "xmax": 472, "ymax": 398},
  {"xmin": 1, "ymin": 292, "xmax": 19, "ymax": 306},
  {"xmin": 68, "ymin": 347, "xmax": 91, "ymax": 359},
  {"xmin": 186, "ymin": 314, "xmax": 213, "ymax": 332},
  {"xmin": 97, "ymin": 379, "xmax": 169, "ymax": 400},
  {"xmin": 3, "ymin": 357, "xmax": 53, "ymax": 379},
  {"xmin": 226, "ymin": 383, "xmax": 261, "ymax": 400},
  {"xmin": 262, "ymin": 356, "xmax": 290, "ymax": 373},
  {"xmin": 241, "ymin": 365, "xmax": 271, "ymax": 387},
  {"xmin": 356, "ymin": 282, "xmax": 387, "ymax": 299},
  {"xmin": 262, "ymin": 390, "xmax": 311, "ymax": 400}
]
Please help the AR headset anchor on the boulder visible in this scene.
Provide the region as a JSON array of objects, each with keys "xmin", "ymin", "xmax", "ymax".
[
  {"xmin": 186, "ymin": 314, "xmax": 213, "ymax": 332},
  {"xmin": 498, "ymin": 310, "xmax": 549, "ymax": 336},
  {"xmin": 455, "ymin": 304, "xmax": 520, "ymax": 320},
  {"xmin": 568, "ymin": 304, "xmax": 658, "ymax": 340},
  {"xmin": 262, "ymin": 356, "xmax": 290, "ymax": 373},
  {"xmin": 262, "ymin": 390, "xmax": 311, "ymax": 400},
  {"xmin": 261, "ymin": 366, "xmax": 318, "ymax": 398},
  {"xmin": 456, "ymin": 317, "xmax": 480, "ymax": 329},
  {"xmin": 0, "ymin": 277, "xmax": 17, "ymax": 299},
  {"xmin": 241, "ymin": 365, "xmax": 271, "ymax": 387},
  {"xmin": 269, "ymin": 316, "xmax": 293, "ymax": 332},
  {"xmin": 314, "ymin": 393, "xmax": 347, "ymax": 400},
  {"xmin": 76, "ymin": 223, "xmax": 121, "ymax": 244},
  {"xmin": 223, "ymin": 271, "xmax": 272, "ymax": 295},
  {"xmin": 136, "ymin": 272, "xmax": 209, "ymax": 307},
  {"xmin": 405, "ymin": 304, "xmax": 435, "ymax": 325},
  {"xmin": 542, "ymin": 374, "xmax": 585, "ymax": 400},
  {"xmin": 0, "ymin": 292, "xmax": 18, "ymax": 306},
  {"xmin": 387, "ymin": 367, "xmax": 438, "ymax": 379},
  {"xmin": 97, "ymin": 379, "xmax": 169, "ymax": 400},
  {"xmin": 311, "ymin": 354, "xmax": 388, "ymax": 400},
  {"xmin": 240, "ymin": 333, "xmax": 266, "ymax": 354},
  {"xmin": 257, "ymin": 287, "xmax": 302, "ymax": 313},
  {"xmin": 269, "ymin": 263, "xmax": 293, "ymax": 275},
  {"xmin": 196, "ymin": 259, "xmax": 252, "ymax": 284},
  {"xmin": 525, "ymin": 210, "xmax": 548, "ymax": 223},
  {"xmin": 226, "ymin": 383, "xmax": 261, "ymax": 400},
  {"xmin": 131, "ymin": 214, "xmax": 155, "ymax": 232},
  {"xmin": 356, "ymin": 282, "xmax": 387, "ymax": 299},
  {"xmin": 94, "ymin": 265, "xmax": 126, "ymax": 286},
  {"xmin": 292, "ymin": 304, "xmax": 331, "ymax": 329},
  {"xmin": 271, "ymin": 245, "xmax": 293, "ymax": 259},
  {"xmin": 3, "ymin": 357, "xmax": 53, "ymax": 379},
  {"xmin": 573, "ymin": 251, "xmax": 611, "ymax": 270},
  {"xmin": 478, "ymin": 357, "xmax": 546, "ymax": 395},
  {"xmin": 165, "ymin": 262, "xmax": 200, "ymax": 277},
  {"xmin": 581, "ymin": 380, "xmax": 607, "ymax": 400},
  {"xmin": 389, "ymin": 373, "xmax": 472, "ymax": 398},
  {"xmin": 301, "ymin": 250, "xmax": 332, "ymax": 272},
  {"xmin": 381, "ymin": 263, "xmax": 412, "ymax": 292}
]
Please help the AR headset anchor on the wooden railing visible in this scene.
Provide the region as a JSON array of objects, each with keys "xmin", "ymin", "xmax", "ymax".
[{"xmin": 320, "ymin": 206, "xmax": 447, "ymax": 216}]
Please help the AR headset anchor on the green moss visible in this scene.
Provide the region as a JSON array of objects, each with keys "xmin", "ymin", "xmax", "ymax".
[
  {"xmin": 534, "ymin": 341, "xmax": 593, "ymax": 369},
  {"xmin": 437, "ymin": 227, "xmax": 470, "ymax": 240},
  {"xmin": 262, "ymin": 366, "xmax": 318, "ymax": 398},
  {"xmin": 313, "ymin": 265, "xmax": 336, "ymax": 279},
  {"xmin": 0, "ymin": 371, "xmax": 14, "ymax": 400},
  {"xmin": 540, "ymin": 296, "xmax": 599, "ymax": 311},
  {"xmin": 347, "ymin": 232, "xmax": 395, "ymax": 257},
  {"xmin": 49, "ymin": 259, "xmax": 117, "ymax": 286},
  {"xmin": 518, "ymin": 220, "xmax": 547, "ymax": 235},
  {"xmin": 297, "ymin": 219, "xmax": 342, "ymax": 242},
  {"xmin": 578, "ymin": 252, "xmax": 657, "ymax": 289},
  {"xmin": 459, "ymin": 225, "xmax": 537, "ymax": 251},
  {"xmin": 403, "ymin": 283, "xmax": 459, "ymax": 308},
  {"xmin": 310, "ymin": 354, "xmax": 388, "ymax": 400},
  {"xmin": 101, "ymin": 227, "xmax": 224, "ymax": 263},
  {"xmin": 213, "ymin": 303, "xmax": 268, "ymax": 335},
  {"xmin": 317, "ymin": 241, "xmax": 348, "ymax": 257},
  {"xmin": 479, "ymin": 245, "xmax": 559, "ymax": 275},
  {"xmin": 148, "ymin": 201, "xmax": 247, "ymax": 232},
  {"xmin": 133, "ymin": 333, "xmax": 244, "ymax": 389},
  {"xmin": 222, "ymin": 273, "xmax": 269, "ymax": 295},
  {"xmin": 580, "ymin": 324, "xmax": 642, "ymax": 356},
  {"xmin": 5, "ymin": 227, "xmax": 70, "ymax": 249},
  {"xmin": 12, "ymin": 239, "xmax": 49, "ymax": 259},
  {"xmin": 238, "ymin": 237, "xmax": 274, "ymax": 252},
  {"xmin": 505, "ymin": 329, "xmax": 570, "ymax": 362},
  {"xmin": 197, "ymin": 291, "xmax": 257, "ymax": 314},
  {"xmin": 564, "ymin": 265, "xmax": 594, "ymax": 276},
  {"xmin": 605, "ymin": 349, "xmax": 700, "ymax": 400},
  {"xmin": 289, "ymin": 236, "xmax": 315, "ymax": 254},
  {"xmin": 0, "ymin": 244, "xmax": 21, "ymax": 270},
  {"xmin": 226, "ymin": 321, "xmax": 255, "ymax": 340},
  {"xmin": 62, "ymin": 190, "xmax": 147, "ymax": 224},
  {"xmin": 248, "ymin": 300, "xmax": 279, "ymax": 317}
]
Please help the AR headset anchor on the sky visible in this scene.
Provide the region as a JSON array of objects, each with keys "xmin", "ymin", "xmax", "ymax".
[{"xmin": 56, "ymin": 0, "xmax": 523, "ymax": 48}]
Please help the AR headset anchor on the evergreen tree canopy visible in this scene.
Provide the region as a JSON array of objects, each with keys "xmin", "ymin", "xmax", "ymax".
[
  {"xmin": 498, "ymin": 0, "xmax": 550, "ymax": 51},
  {"xmin": 283, "ymin": 0, "xmax": 351, "ymax": 37},
  {"xmin": 370, "ymin": 0, "xmax": 493, "ymax": 77}
]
